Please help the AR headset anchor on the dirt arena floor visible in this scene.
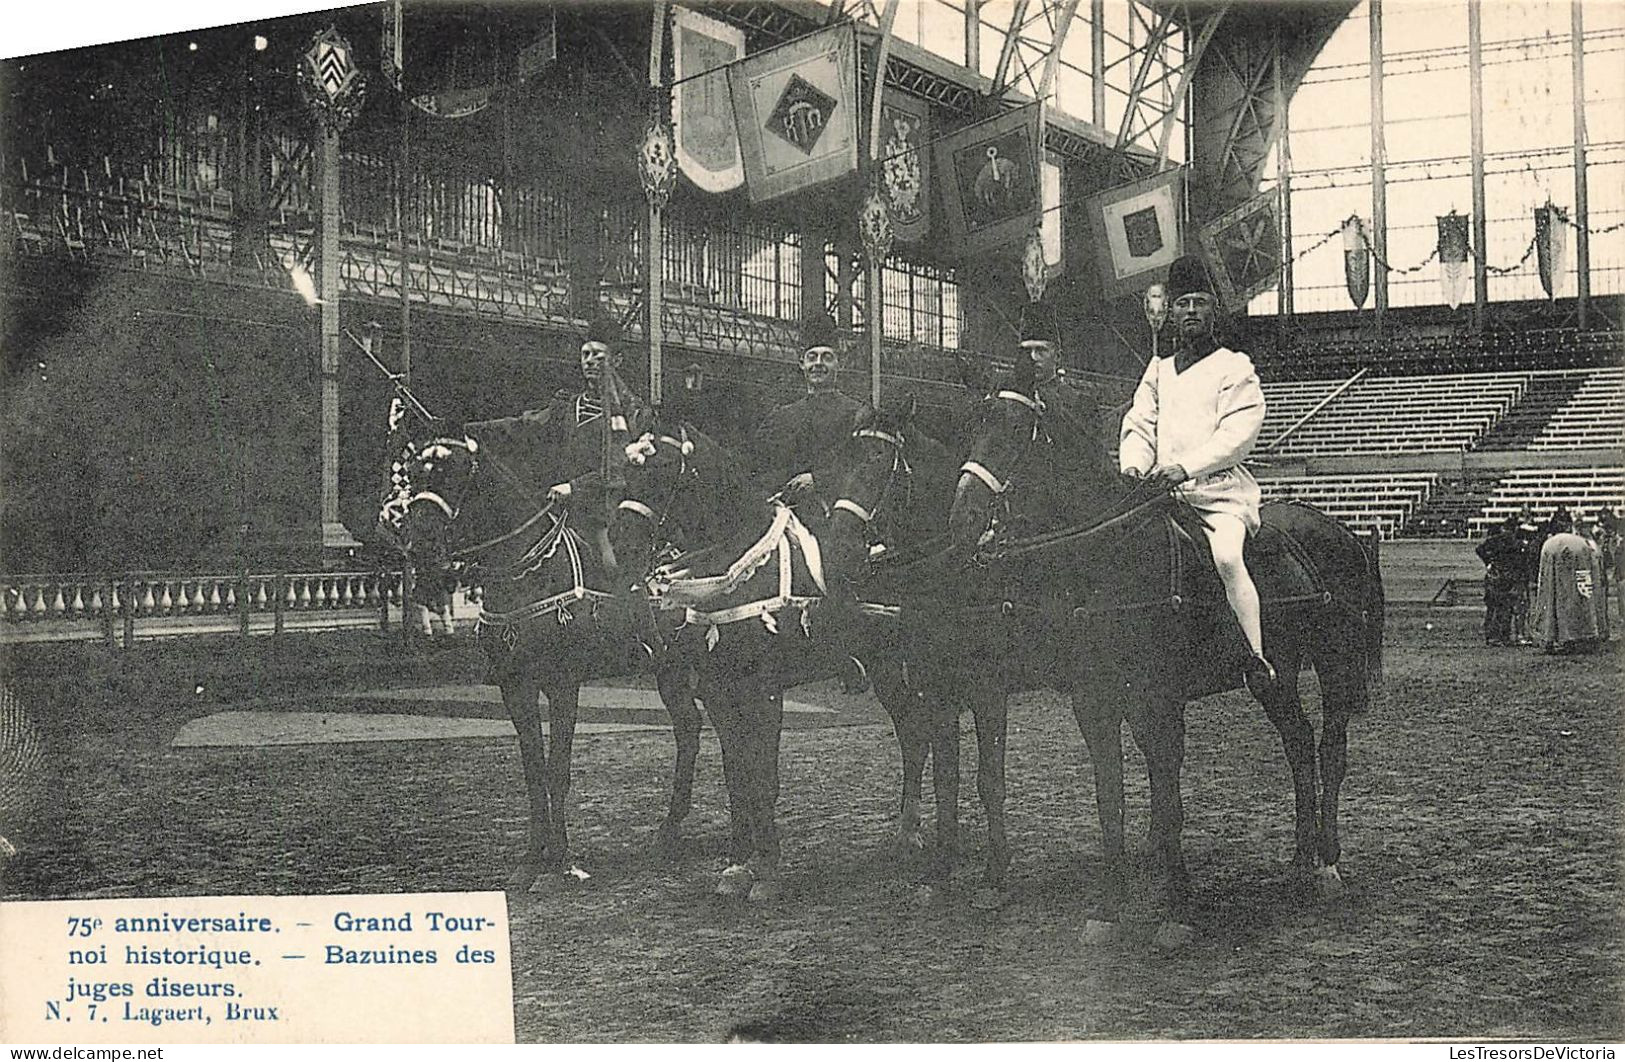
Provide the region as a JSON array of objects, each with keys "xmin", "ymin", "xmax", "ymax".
[{"xmin": 2, "ymin": 607, "xmax": 1621, "ymax": 1042}]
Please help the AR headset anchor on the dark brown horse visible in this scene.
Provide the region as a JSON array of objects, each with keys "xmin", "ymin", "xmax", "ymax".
[
  {"xmin": 815, "ymin": 403, "xmax": 1021, "ymax": 902},
  {"xmin": 394, "ymin": 412, "xmax": 705, "ymax": 890},
  {"xmin": 941, "ymin": 375, "xmax": 1384, "ymax": 944},
  {"xmin": 611, "ymin": 418, "xmax": 961, "ymax": 901}
]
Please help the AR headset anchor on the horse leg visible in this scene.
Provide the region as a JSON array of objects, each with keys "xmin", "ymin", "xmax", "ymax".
[
  {"xmin": 1254, "ymin": 645, "xmax": 1320, "ymax": 882},
  {"xmin": 872, "ymin": 665, "xmax": 928, "ymax": 861},
  {"xmin": 926, "ymin": 697, "xmax": 963, "ymax": 884},
  {"xmin": 541, "ymin": 680, "xmax": 579, "ymax": 877},
  {"xmin": 1313, "ymin": 653, "xmax": 1362, "ymax": 898},
  {"xmin": 1126, "ymin": 695, "xmax": 1194, "ymax": 950},
  {"xmin": 1072, "ymin": 690, "xmax": 1126, "ymax": 930},
  {"xmin": 655, "ymin": 663, "xmax": 702, "ymax": 858},
  {"xmin": 745, "ymin": 682, "xmax": 786, "ymax": 904},
  {"xmin": 500, "ymin": 677, "xmax": 554, "ymax": 891},
  {"xmin": 969, "ymin": 692, "xmax": 1011, "ymax": 909},
  {"xmin": 703, "ymin": 680, "xmax": 756, "ymax": 896}
]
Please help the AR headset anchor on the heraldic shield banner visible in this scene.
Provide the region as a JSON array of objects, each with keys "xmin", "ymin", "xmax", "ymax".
[
  {"xmin": 877, "ymin": 88, "xmax": 931, "ymax": 244},
  {"xmin": 1198, "ymin": 191, "xmax": 1283, "ymax": 311},
  {"xmin": 726, "ymin": 24, "xmax": 858, "ymax": 204},
  {"xmin": 673, "ymin": 6, "xmax": 744, "ymax": 194},
  {"xmin": 934, "ymin": 104, "xmax": 1041, "ymax": 257},
  {"xmin": 1082, "ymin": 167, "xmax": 1185, "ymax": 301}
]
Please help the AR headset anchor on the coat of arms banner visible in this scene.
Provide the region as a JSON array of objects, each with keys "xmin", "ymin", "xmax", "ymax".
[
  {"xmin": 933, "ymin": 104, "xmax": 1041, "ymax": 258},
  {"xmin": 876, "ymin": 89, "xmax": 931, "ymax": 244},
  {"xmin": 726, "ymin": 25, "xmax": 858, "ymax": 205},
  {"xmin": 1081, "ymin": 167, "xmax": 1185, "ymax": 301}
]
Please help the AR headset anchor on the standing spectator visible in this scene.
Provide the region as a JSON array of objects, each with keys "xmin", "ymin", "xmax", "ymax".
[
  {"xmin": 1513, "ymin": 507, "xmax": 1543, "ymax": 644},
  {"xmin": 1577, "ymin": 513, "xmax": 1612, "ymax": 642},
  {"xmin": 1531, "ymin": 508, "xmax": 1606, "ymax": 655},
  {"xmin": 1597, "ymin": 508, "xmax": 1623, "ymax": 623},
  {"xmin": 1475, "ymin": 516, "xmax": 1524, "ymax": 646}
]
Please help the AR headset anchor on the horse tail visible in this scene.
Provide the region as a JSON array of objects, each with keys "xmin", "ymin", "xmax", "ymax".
[{"xmin": 1360, "ymin": 530, "xmax": 1385, "ymax": 694}]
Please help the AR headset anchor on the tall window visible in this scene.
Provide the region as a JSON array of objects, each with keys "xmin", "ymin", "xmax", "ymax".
[{"xmin": 1250, "ymin": 0, "xmax": 1625, "ymax": 316}]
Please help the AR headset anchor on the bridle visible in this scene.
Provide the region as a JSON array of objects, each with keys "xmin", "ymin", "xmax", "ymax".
[
  {"xmin": 615, "ymin": 430, "xmax": 698, "ymax": 569},
  {"xmin": 958, "ymin": 389, "xmax": 1045, "ymax": 497},
  {"xmin": 830, "ymin": 427, "xmax": 912, "ymax": 548},
  {"xmin": 403, "ymin": 435, "xmax": 567, "ymax": 574}
]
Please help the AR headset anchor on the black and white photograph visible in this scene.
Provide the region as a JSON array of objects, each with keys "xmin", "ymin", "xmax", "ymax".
[{"xmin": 1, "ymin": 0, "xmax": 1621, "ymax": 1046}]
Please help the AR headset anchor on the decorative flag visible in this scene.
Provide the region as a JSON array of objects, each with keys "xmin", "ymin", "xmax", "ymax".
[
  {"xmin": 727, "ymin": 24, "xmax": 858, "ymax": 204},
  {"xmin": 1041, "ymin": 152, "xmax": 1063, "ymax": 274},
  {"xmin": 877, "ymin": 88, "xmax": 930, "ymax": 243},
  {"xmin": 935, "ymin": 104, "xmax": 1041, "ymax": 258},
  {"xmin": 380, "ymin": 0, "xmax": 403, "ymax": 92},
  {"xmin": 1535, "ymin": 201, "xmax": 1569, "ymax": 299},
  {"xmin": 1342, "ymin": 216, "xmax": 1371, "ymax": 309},
  {"xmin": 673, "ymin": 6, "xmax": 745, "ymax": 193},
  {"xmin": 378, "ymin": 396, "xmax": 418, "ymax": 538},
  {"xmin": 1198, "ymin": 191, "xmax": 1282, "ymax": 311},
  {"xmin": 1081, "ymin": 166, "xmax": 1184, "ymax": 301},
  {"xmin": 1438, "ymin": 211, "xmax": 1470, "ymax": 310}
]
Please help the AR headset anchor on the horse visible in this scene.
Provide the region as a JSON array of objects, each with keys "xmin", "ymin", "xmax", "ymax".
[
  {"xmin": 610, "ymin": 416, "xmax": 960, "ymax": 901},
  {"xmin": 942, "ymin": 371, "xmax": 1385, "ymax": 944},
  {"xmin": 814, "ymin": 402, "xmax": 1024, "ymax": 901},
  {"xmin": 392, "ymin": 410, "xmax": 707, "ymax": 890}
]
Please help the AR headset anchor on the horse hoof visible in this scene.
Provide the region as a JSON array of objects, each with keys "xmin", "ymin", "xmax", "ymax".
[
  {"xmin": 715, "ymin": 863, "xmax": 755, "ymax": 898},
  {"xmin": 1316, "ymin": 864, "xmax": 1345, "ymax": 898},
  {"xmin": 656, "ymin": 824, "xmax": 685, "ymax": 861},
  {"xmin": 891, "ymin": 831, "xmax": 928, "ymax": 861},
  {"xmin": 505, "ymin": 863, "xmax": 545, "ymax": 893},
  {"xmin": 746, "ymin": 878, "xmax": 782, "ymax": 904},
  {"xmin": 969, "ymin": 886, "xmax": 1005, "ymax": 912},
  {"xmin": 1150, "ymin": 922, "xmax": 1197, "ymax": 952},
  {"xmin": 1082, "ymin": 919, "xmax": 1121, "ymax": 946}
]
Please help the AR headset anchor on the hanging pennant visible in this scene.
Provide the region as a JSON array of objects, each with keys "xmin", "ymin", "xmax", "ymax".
[
  {"xmin": 1534, "ymin": 201, "xmax": 1569, "ymax": 299},
  {"xmin": 380, "ymin": 0, "xmax": 403, "ymax": 92},
  {"xmin": 877, "ymin": 89, "xmax": 930, "ymax": 243},
  {"xmin": 673, "ymin": 6, "xmax": 745, "ymax": 193},
  {"xmin": 727, "ymin": 24, "xmax": 859, "ymax": 204},
  {"xmin": 1437, "ymin": 211, "xmax": 1470, "ymax": 310},
  {"xmin": 1081, "ymin": 166, "xmax": 1184, "ymax": 301},
  {"xmin": 1343, "ymin": 216, "xmax": 1371, "ymax": 310},
  {"xmin": 1198, "ymin": 190, "xmax": 1282, "ymax": 311},
  {"xmin": 935, "ymin": 104, "xmax": 1042, "ymax": 259}
]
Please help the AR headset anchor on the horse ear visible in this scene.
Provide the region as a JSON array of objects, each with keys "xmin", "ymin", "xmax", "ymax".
[{"xmin": 852, "ymin": 402, "xmax": 876, "ymax": 431}]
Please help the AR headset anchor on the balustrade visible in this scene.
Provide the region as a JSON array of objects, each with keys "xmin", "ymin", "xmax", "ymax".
[{"xmin": 0, "ymin": 570, "xmax": 410, "ymax": 645}]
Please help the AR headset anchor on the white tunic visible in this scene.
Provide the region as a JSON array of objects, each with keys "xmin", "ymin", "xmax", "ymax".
[{"xmin": 1119, "ymin": 346, "xmax": 1266, "ymax": 533}]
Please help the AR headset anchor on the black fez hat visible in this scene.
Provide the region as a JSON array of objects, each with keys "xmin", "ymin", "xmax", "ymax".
[
  {"xmin": 1166, "ymin": 253, "xmax": 1216, "ymax": 303},
  {"xmin": 1018, "ymin": 303, "xmax": 1059, "ymax": 346},
  {"xmin": 800, "ymin": 313, "xmax": 841, "ymax": 354},
  {"xmin": 583, "ymin": 311, "xmax": 621, "ymax": 348}
]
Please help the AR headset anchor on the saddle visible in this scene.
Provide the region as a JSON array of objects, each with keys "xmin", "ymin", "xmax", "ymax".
[{"xmin": 1070, "ymin": 499, "xmax": 1331, "ymax": 697}]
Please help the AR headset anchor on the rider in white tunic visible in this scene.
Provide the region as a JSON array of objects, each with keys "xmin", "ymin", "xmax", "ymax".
[{"xmin": 1119, "ymin": 254, "xmax": 1275, "ymax": 691}]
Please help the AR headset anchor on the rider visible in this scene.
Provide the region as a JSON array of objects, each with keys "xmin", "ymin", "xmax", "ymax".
[
  {"xmin": 1014, "ymin": 302, "xmax": 1100, "ymax": 450},
  {"xmin": 753, "ymin": 312, "xmax": 862, "ymax": 503},
  {"xmin": 544, "ymin": 311, "xmax": 648, "ymax": 506},
  {"xmin": 1119, "ymin": 253, "xmax": 1274, "ymax": 692}
]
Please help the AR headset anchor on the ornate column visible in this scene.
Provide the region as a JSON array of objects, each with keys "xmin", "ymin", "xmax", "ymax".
[{"xmin": 300, "ymin": 28, "xmax": 365, "ymax": 554}]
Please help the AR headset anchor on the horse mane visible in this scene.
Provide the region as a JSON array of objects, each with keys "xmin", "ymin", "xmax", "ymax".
[{"xmin": 657, "ymin": 418, "xmax": 769, "ymax": 552}]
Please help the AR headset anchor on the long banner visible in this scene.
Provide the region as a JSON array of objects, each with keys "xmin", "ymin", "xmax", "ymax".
[{"xmin": 672, "ymin": 6, "xmax": 745, "ymax": 194}]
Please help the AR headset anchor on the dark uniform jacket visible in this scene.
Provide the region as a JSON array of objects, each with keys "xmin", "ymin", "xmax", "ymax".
[
  {"xmin": 1476, "ymin": 531, "xmax": 1526, "ymax": 594},
  {"xmin": 530, "ymin": 383, "xmax": 650, "ymax": 495},
  {"xmin": 753, "ymin": 389, "xmax": 863, "ymax": 492}
]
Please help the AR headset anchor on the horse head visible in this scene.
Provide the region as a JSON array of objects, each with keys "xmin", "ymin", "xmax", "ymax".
[
  {"xmin": 820, "ymin": 397, "xmax": 961, "ymax": 591},
  {"xmin": 611, "ymin": 420, "xmax": 702, "ymax": 577},
  {"xmin": 386, "ymin": 428, "xmax": 483, "ymax": 600},
  {"xmin": 947, "ymin": 366, "xmax": 1116, "ymax": 559}
]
